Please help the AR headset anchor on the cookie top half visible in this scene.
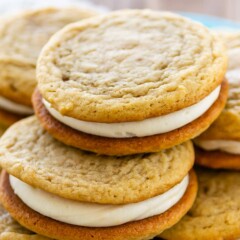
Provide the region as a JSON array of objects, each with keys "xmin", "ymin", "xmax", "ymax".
[
  {"xmin": 0, "ymin": 117, "xmax": 194, "ymax": 204},
  {"xmin": 37, "ymin": 10, "xmax": 227, "ymax": 122},
  {"xmin": 196, "ymin": 31, "xmax": 240, "ymax": 141},
  {"xmin": 160, "ymin": 168, "xmax": 240, "ymax": 240},
  {"xmin": 0, "ymin": 7, "xmax": 96, "ymax": 106}
]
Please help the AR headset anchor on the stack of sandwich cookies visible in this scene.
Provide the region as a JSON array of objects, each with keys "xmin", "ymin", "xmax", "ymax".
[
  {"xmin": 0, "ymin": 9, "xmax": 230, "ymax": 240},
  {"xmin": 195, "ymin": 31, "xmax": 240, "ymax": 169},
  {"xmin": 0, "ymin": 117, "xmax": 197, "ymax": 240},
  {"xmin": 33, "ymin": 10, "xmax": 228, "ymax": 156},
  {"xmin": 0, "ymin": 7, "xmax": 96, "ymax": 128},
  {"xmin": 159, "ymin": 168, "xmax": 240, "ymax": 240}
]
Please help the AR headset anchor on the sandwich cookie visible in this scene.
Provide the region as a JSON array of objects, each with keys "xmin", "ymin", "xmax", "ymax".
[
  {"xmin": 0, "ymin": 7, "xmax": 96, "ymax": 127},
  {"xmin": 0, "ymin": 117, "xmax": 197, "ymax": 240},
  {"xmin": 33, "ymin": 10, "xmax": 228, "ymax": 156},
  {"xmin": 195, "ymin": 31, "xmax": 240, "ymax": 169},
  {"xmin": 159, "ymin": 168, "xmax": 240, "ymax": 240}
]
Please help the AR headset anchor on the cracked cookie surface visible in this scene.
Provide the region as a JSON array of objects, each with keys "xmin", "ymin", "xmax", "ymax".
[
  {"xmin": 0, "ymin": 116, "xmax": 194, "ymax": 204},
  {"xmin": 37, "ymin": 10, "xmax": 227, "ymax": 122}
]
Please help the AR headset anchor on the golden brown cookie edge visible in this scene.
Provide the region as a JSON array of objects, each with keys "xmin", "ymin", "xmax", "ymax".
[
  {"xmin": 195, "ymin": 147, "xmax": 240, "ymax": 170},
  {"xmin": 32, "ymin": 79, "xmax": 228, "ymax": 156}
]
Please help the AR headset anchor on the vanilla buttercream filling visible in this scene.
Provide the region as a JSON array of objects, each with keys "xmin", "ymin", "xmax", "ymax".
[
  {"xmin": 10, "ymin": 174, "xmax": 189, "ymax": 227},
  {"xmin": 0, "ymin": 95, "xmax": 33, "ymax": 115},
  {"xmin": 43, "ymin": 86, "xmax": 221, "ymax": 138},
  {"xmin": 195, "ymin": 140, "xmax": 240, "ymax": 154}
]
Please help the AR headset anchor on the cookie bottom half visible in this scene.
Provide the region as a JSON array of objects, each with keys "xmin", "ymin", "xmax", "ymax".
[
  {"xmin": 195, "ymin": 147, "xmax": 240, "ymax": 170},
  {"xmin": 32, "ymin": 80, "xmax": 228, "ymax": 156},
  {"xmin": 0, "ymin": 170, "xmax": 197, "ymax": 240}
]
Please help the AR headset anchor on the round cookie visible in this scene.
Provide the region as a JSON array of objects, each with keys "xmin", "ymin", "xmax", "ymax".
[
  {"xmin": 0, "ymin": 7, "xmax": 96, "ymax": 127},
  {"xmin": 37, "ymin": 10, "xmax": 226, "ymax": 122},
  {"xmin": 0, "ymin": 116, "xmax": 197, "ymax": 239},
  {"xmin": 0, "ymin": 116, "xmax": 194, "ymax": 204},
  {"xmin": 159, "ymin": 168, "xmax": 240, "ymax": 240},
  {"xmin": 0, "ymin": 170, "xmax": 197, "ymax": 240},
  {"xmin": 195, "ymin": 31, "xmax": 240, "ymax": 169},
  {"xmin": 0, "ymin": 7, "xmax": 96, "ymax": 107},
  {"xmin": 34, "ymin": 10, "xmax": 228, "ymax": 155},
  {"xmin": 33, "ymin": 80, "xmax": 228, "ymax": 155}
]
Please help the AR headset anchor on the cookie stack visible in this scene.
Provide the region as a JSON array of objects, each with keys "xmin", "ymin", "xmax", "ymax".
[
  {"xmin": 0, "ymin": 7, "xmax": 96, "ymax": 131},
  {"xmin": 0, "ymin": 10, "xmax": 229, "ymax": 240},
  {"xmin": 159, "ymin": 31, "xmax": 240, "ymax": 240}
]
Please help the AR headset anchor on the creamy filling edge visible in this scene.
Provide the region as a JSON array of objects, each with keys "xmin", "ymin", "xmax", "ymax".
[
  {"xmin": 0, "ymin": 95, "xmax": 33, "ymax": 115},
  {"xmin": 195, "ymin": 139, "xmax": 240, "ymax": 154},
  {"xmin": 43, "ymin": 86, "xmax": 221, "ymax": 138},
  {"xmin": 10, "ymin": 174, "xmax": 189, "ymax": 227}
]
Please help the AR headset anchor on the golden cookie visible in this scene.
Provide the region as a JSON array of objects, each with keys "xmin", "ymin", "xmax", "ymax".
[
  {"xmin": 0, "ymin": 170, "xmax": 197, "ymax": 240},
  {"xmin": 0, "ymin": 7, "xmax": 96, "ymax": 107},
  {"xmin": 37, "ymin": 10, "xmax": 227, "ymax": 122},
  {"xmin": 160, "ymin": 168, "xmax": 240, "ymax": 240},
  {"xmin": 0, "ymin": 116, "xmax": 194, "ymax": 204}
]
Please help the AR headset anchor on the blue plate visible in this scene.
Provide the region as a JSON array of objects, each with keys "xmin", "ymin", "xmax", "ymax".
[{"xmin": 180, "ymin": 12, "xmax": 240, "ymax": 29}]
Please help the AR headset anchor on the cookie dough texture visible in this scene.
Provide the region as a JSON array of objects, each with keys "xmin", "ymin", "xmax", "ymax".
[
  {"xmin": 37, "ymin": 10, "xmax": 227, "ymax": 122},
  {"xmin": 0, "ymin": 170, "xmax": 197, "ymax": 240},
  {"xmin": 0, "ymin": 7, "xmax": 96, "ymax": 106},
  {"xmin": 196, "ymin": 31, "xmax": 240, "ymax": 141},
  {"xmin": 0, "ymin": 117, "xmax": 194, "ymax": 204},
  {"xmin": 160, "ymin": 168, "xmax": 240, "ymax": 240}
]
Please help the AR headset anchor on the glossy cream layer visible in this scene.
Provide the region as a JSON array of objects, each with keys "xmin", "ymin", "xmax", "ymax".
[
  {"xmin": 0, "ymin": 95, "xmax": 33, "ymax": 115},
  {"xmin": 10, "ymin": 175, "xmax": 189, "ymax": 227},
  {"xmin": 43, "ymin": 86, "xmax": 221, "ymax": 138},
  {"xmin": 195, "ymin": 140, "xmax": 240, "ymax": 154}
]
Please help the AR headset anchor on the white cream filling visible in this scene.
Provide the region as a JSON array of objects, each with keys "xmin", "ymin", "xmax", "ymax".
[
  {"xmin": 195, "ymin": 140, "xmax": 240, "ymax": 154},
  {"xmin": 43, "ymin": 86, "xmax": 221, "ymax": 138},
  {"xmin": 0, "ymin": 95, "xmax": 33, "ymax": 115},
  {"xmin": 10, "ymin": 174, "xmax": 189, "ymax": 227}
]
